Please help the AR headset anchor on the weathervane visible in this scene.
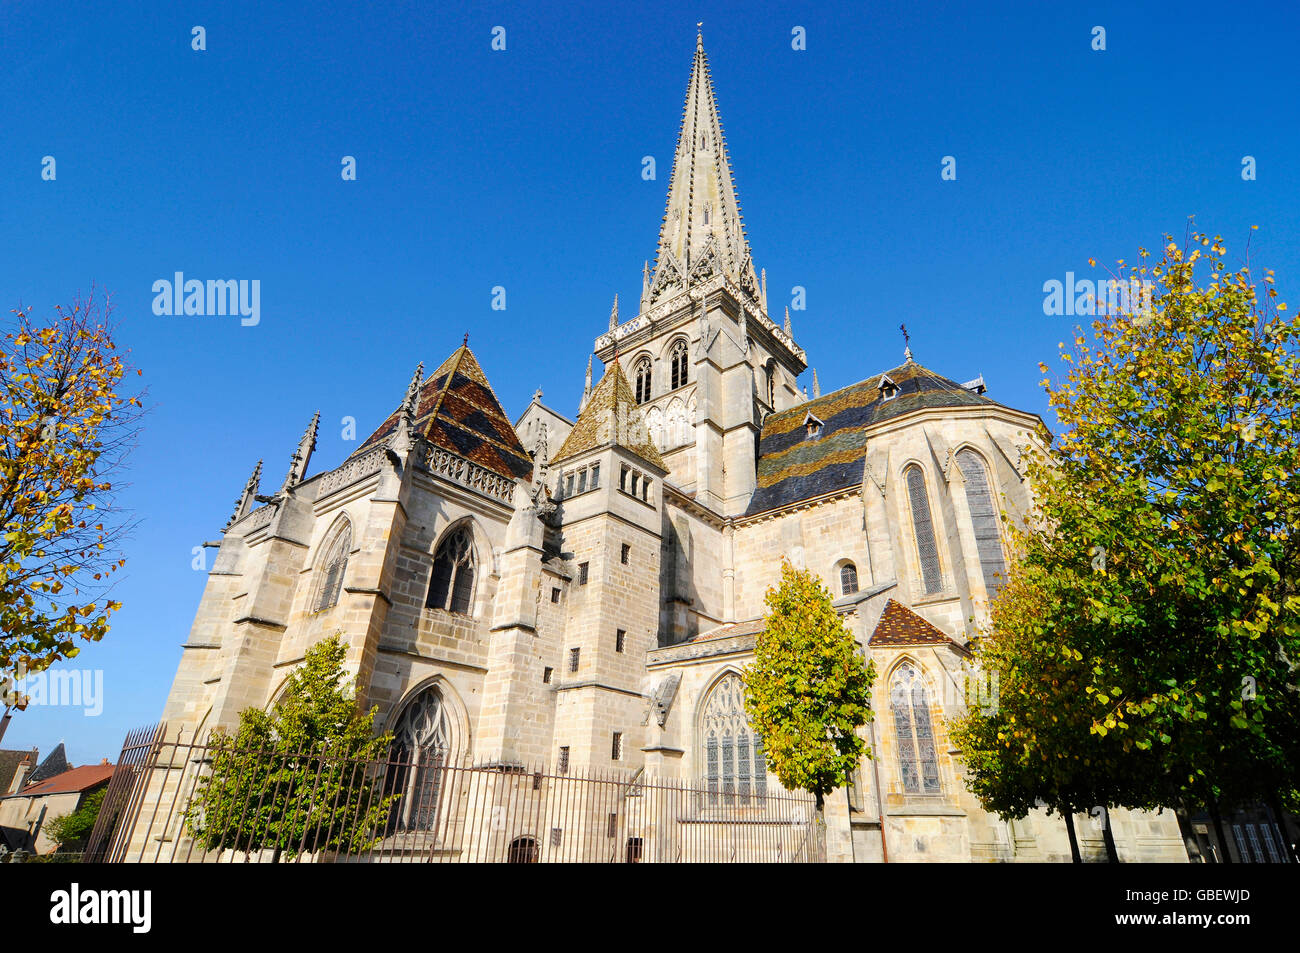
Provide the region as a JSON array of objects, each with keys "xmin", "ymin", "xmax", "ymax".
[{"xmin": 900, "ymin": 323, "xmax": 913, "ymax": 362}]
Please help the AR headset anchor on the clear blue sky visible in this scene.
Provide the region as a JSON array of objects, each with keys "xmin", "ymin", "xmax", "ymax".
[{"xmin": 2, "ymin": 0, "xmax": 1297, "ymax": 764}]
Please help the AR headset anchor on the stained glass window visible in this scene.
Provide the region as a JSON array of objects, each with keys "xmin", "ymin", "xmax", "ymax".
[
  {"xmin": 427, "ymin": 524, "xmax": 475, "ymax": 614},
  {"xmin": 905, "ymin": 466, "xmax": 943, "ymax": 595},
  {"xmin": 956, "ymin": 449, "xmax": 1007, "ymax": 594},
  {"xmin": 312, "ymin": 521, "xmax": 351, "ymax": 613},
  {"xmin": 700, "ymin": 673, "xmax": 767, "ymax": 806},
  {"xmin": 386, "ymin": 686, "xmax": 451, "ymax": 832},
  {"xmin": 840, "ymin": 562, "xmax": 859, "ymax": 596},
  {"xmin": 891, "ymin": 663, "xmax": 941, "ymax": 795}
]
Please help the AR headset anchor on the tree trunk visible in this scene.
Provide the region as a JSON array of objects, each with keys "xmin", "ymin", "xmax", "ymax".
[
  {"xmin": 813, "ymin": 792, "xmax": 827, "ymax": 863},
  {"xmin": 1209, "ymin": 800, "xmax": 1232, "ymax": 864},
  {"xmin": 1101, "ymin": 807, "xmax": 1120, "ymax": 863},
  {"xmin": 1063, "ymin": 811, "xmax": 1082, "ymax": 863}
]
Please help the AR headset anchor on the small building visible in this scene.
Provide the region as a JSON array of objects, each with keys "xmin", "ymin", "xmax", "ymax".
[{"xmin": 0, "ymin": 757, "xmax": 114, "ymax": 854}]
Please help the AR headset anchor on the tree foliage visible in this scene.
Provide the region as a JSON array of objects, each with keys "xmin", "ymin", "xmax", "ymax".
[
  {"xmin": 45, "ymin": 786, "xmax": 106, "ymax": 851},
  {"xmin": 185, "ymin": 635, "xmax": 397, "ymax": 860},
  {"xmin": 954, "ymin": 226, "xmax": 1300, "ymax": 821},
  {"xmin": 743, "ymin": 560, "xmax": 875, "ymax": 809},
  {"xmin": 0, "ymin": 291, "xmax": 141, "ymax": 678}
]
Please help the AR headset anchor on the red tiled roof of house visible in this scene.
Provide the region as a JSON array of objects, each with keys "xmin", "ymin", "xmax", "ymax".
[
  {"xmin": 869, "ymin": 599, "xmax": 959, "ymax": 647},
  {"xmin": 7, "ymin": 763, "xmax": 114, "ymax": 798}
]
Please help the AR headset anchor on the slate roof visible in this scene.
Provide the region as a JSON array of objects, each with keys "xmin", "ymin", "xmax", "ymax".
[
  {"xmin": 869, "ymin": 599, "xmax": 960, "ymax": 647},
  {"xmin": 744, "ymin": 360, "xmax": 1000, "ymax": 516},
  {"xmin": 552, "ymin": 362, "xmax": 666, "ymax": 470},
  {"xmin": 357, "ymin": 344, "xmax": 534, "ymax": 484},
  {"xmin": 25, "ymin": 742, "xmax": 68, "ymax": 787}
]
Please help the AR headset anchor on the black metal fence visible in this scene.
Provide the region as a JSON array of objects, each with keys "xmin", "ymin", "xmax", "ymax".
[{"xmin": 84, "ymin": 725, "xmax": 819, "ymax": 863}]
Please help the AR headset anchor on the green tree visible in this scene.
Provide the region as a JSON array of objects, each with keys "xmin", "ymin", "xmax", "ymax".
[
  {"xmin": 0, "ymin": 291, "xmax": 141, "ymax": 683},
  {"xmin": 45, "ymin": 786, "xmax": 106, "ymax": 852},
  {"xmin": 185, "ymin": 634, "xmax": 397, "ymax": 861},
  {"xmin": 743, "ymin": 561, "xmax": 875, "ymax": 855},
  {"xmin": 954, "ymin": 227, "xmax": 1300, "ymax": 858}
]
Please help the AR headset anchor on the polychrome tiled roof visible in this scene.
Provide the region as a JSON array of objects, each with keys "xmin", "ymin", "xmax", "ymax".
[
  {"xmin": 744, "ymin": 361, "xmax": 998, "ymax": 516},
  {"xmin": 357, "ymin": 345, "xmax": 534, "ymax": 484},
  {"xmin": 869, "ymin": 599, "xmax": 959, "ymax": 647},
  {"xmin": 552, "ymin": 361, "xmax": 666, "ymax": 470}
]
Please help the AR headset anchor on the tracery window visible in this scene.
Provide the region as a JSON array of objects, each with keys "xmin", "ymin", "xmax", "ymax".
[
  {"xmin": 634, "ymin": 358, "xmax": 652, "ymax": 404},
  {"xmin": 426, "ymin": 524, "xmax": 476, "ymax": 615},
  {"xmin": 905, "ymin": 465, "xmax": 943, "ymax": 595},
  {"xmin": 312, "ymin": 521, "xmax": 351, "ymax": 613},
  {"xmin": 700, "ymin": 673, "xmax": 767, "ymax": 806},
  {"xmin": 891, "ymin": 663, "xmax": 941, "ymax": 795},
  {"xmin": 385, "ymin": 686, "xmax": 452, "ymax": 831},
  {"xmin": 669, "ymin": 340, "xmax": 689, "ymax": 390},
  {"xmin": 840, "ymin": 562, "xmax": 859, "ymax": 596},
  {"xmin": 955, "ymin": 449, "xmax": 1007, "ymax": 594}
]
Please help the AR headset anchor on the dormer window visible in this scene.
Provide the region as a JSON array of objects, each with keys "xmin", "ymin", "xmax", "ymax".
[
  {"xmin": 803, "ymin": 412, "xmax": 823, "ymax": 439},
  {"xmin": 879, "ymin": 374, "xmax": 899, "ymax": 402}
]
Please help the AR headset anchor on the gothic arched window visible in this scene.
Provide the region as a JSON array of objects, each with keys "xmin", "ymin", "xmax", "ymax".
[
  {"xmin": 426, "ymin": 524, "xmax": 476, "ymax": 615},
  {"xmin": 700, "ymin": 673, "xmax": 766, "ymax": 806},
  {"xmin": 840, "ymin": 562, "xmax": 859, "ymax": 596},
  {"xmin": 385, "ymin": 686, "xmax": 452, "ymax": 831},
  {"xmin": 765, "ymin": 365, "xmax": 776, "ymax": 407},
  {"xmin": 890, "ymin": 663, "xmax": 941, "ymax": 794},
  {"xmin": 955, "ymin": 449, "xmax": 1007, "ymax": 595},
  {"xmin": 312, "ymin": 520, "xmax": 351, "ymax": 613},
  {"xmin": 905, "ymin": 465, "xmax": 943, "ymax": 595},
  {"xmin": 634, "ymin": 358, "xmax": 652, "ymax": 404},
  {"xmin": 669, "ymin": 340, "xmax": 689, "ymax": 390}
]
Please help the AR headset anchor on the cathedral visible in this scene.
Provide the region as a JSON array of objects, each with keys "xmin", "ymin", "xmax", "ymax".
[{"xmin": 159, "ymin": 33, "xmax": 1187, "ymax": 862}]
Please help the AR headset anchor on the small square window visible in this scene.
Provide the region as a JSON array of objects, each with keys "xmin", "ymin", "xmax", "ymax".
[
  {"xmin": 565, "ymin": 474, "xmax": 575, "ymax": 496},
  {"xmin": 551, "ymin": 827, "xmax": 563, "ymax": 846},
  {"xmin": 543, "ymin": 666, "xmax": 553, "ymax": 684},
  {"xmin": 579, "ymin": 562, "xmax": 589, "ymax": 585},
  {"xmin": 616, "ymin": 629, "xmax": 626, "ymax": 653},
  {"xmin": 558, "ymin": 747, "xmax": 570, "ymax": 774},
  {"xmin": 551, "ymin": 587, "xmax": 561, "ymax": 603},
  {"xmin": 620, "ymin": 465, "xmax": 629, "ymax": 491},
  {"xmin": 630, "ymin": 472, "xmax": 640, "ymax": 496},
  {"xmin": 607, "ymin": 813, "xmax": 618, "ymax": 838},
  {"xmin": 590, "ymin": 463, "xmax": 600, "ymax": 488},
  {"xmin": 569, "ymin": 647, "xmax": 580, "ymax": 673},
  {"xmin": 611, "ymin": 731, "xmax": 623, "ymax": 761},
  {"xmin": 620, "ymin": 543, "xmax": 630, "ymax": 565},
  {"xmin": 578, "ymin": 469, "xmax": 587, "ymax": 493}
]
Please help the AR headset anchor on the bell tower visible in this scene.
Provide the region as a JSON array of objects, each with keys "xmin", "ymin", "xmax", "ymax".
[{"xmin": 591, "ymin": 31, "xmax": 807, "ymax": 516}]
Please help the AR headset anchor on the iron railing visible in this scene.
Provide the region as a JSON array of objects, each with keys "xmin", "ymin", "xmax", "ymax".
[{"xmin": 85, "ymin": 725, "xmax": 819, "ymax": 863}]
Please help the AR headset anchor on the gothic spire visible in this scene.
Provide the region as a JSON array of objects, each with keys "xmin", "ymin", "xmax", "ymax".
[
  {"xmin": 389, "ymin": 362, "xmax": 424, "ymax": 456},
  {"xmin": 281, "ymin": 411, "xmax": 320, "ymax": 492},
  {"xmin": 645, "ymin": 32, "xmax": 759, "ymax": 308},
  {"xmin": 580, "ymin": 354, "xmax": 593, "ymax": 413},
  {"xmin": 784, "ymin": 307, "xmax": 792, "ymax": 336},
  {"xmin": 608, "ymin": 294, "xmax": 619, "ymax": 332},
  {"xmin": 812, "ymin": 368, "xmax": 821, "ymax": 398},
  {"xmin": 225, "ymin": 459, "xmax": 262, "ymax": 530}
]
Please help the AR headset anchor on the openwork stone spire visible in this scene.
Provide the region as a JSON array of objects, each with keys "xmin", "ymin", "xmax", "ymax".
[
  {"xmin": 644, "ymin": 32, "xmax": 760, "ymax": 309},
  {"xmin": 580, "ymin": 354, "xmax": 593, "ymax": 413},
  {"xmin": 608, "ymin": 294, "xmax": 619, "ymax": 332},
  {"xmin": 389, "ymin": 362, "xmax": 425, "ymax": 456}
]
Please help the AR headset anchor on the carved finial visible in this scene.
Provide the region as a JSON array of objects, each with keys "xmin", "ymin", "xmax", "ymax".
[
  {"xmin": 760, "ymin": 268, "xmax": 768, "ymax": 312},
  {"xmin": 463, "ymin": 332, "xmax": 469, "ymax": 348},
  {"xmin": 389, "ymin": 363, "xmax": 425, "ymax": 458},
  {"xmin": 900, "ymin": 323, "xmax": 913, "ymax": 362},
  {"xmin": 812, "ymin": 368, "xmax": 821, "ymax": 399},
  {"xmin": 609, "ymin": 294, "xmax": 619, "ymax": 332},
  {"xmin": 225, "ymin": 459, "xmax": 263, "ymax": 530},
  {"xmin": 404, "ymin": 362, "xmax": 424, "ymax": 421},
  {"xmin": 281, "ymin": 412, "xmax": 320, "ymax": 492},
  {"xmin": 784, "ymin": 306, "xmax": 792, "ymax": 336},
  {"xmin": 697, "ymin": 23, "xmax": 703, "ymax": 48}
]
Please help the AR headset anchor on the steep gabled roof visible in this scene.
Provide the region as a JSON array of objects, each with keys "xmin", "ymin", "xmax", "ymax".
[
  {"xmin": 0, "ymin": 748, "xmax": 36, "ymax": 796},
  {"xmin": 744, "ymin": 360, "xmax": 1002, "ymax": 516},
  {"xmin": 357, "ymin": 344, "xmax": 533, "ymax": 484},
  {"xmin": 869, "ymin": 599, "xmax": 961, "ymax": 647},
  {"xmin": 552, "ymin": 362, "xmax": 666, "ymax": 470},
  {"xmin": 25, "ymin": 742, "xmax": 68, "ymax": 787}
]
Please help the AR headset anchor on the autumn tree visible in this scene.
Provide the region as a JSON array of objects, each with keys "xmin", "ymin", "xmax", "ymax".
[
  {"xmin": 954, "ymin": 226, "xmax": 1300, "ymax": 859},
  {"xmin": 185, "ymin": 635, "xmax": 397, "ymax": 861},
  {"xmin": 0, "ymin": 291, "xmax": 141, "ymax": 682},
  {"xmin": 743, "ymin": 561, "xmax": 874, "ymax": 856}
]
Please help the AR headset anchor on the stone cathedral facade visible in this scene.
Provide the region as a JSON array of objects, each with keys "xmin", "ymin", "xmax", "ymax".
[{"xmin": 160, "ymin": 35, "xmax": 1186, "ymax": 862}]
